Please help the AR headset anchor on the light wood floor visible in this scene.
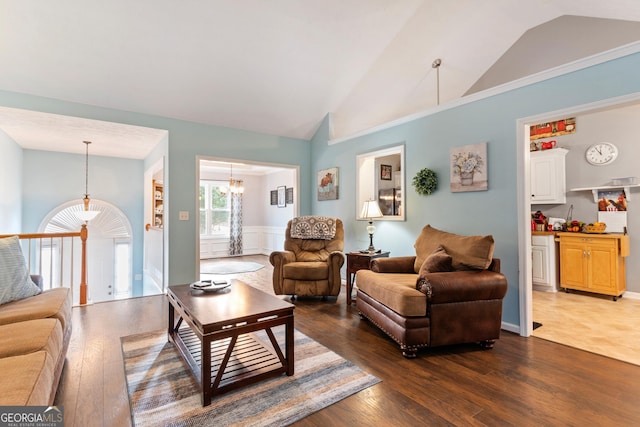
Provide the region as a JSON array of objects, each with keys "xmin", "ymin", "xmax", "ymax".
[
  {"xmin": 54, "ymin": 255, "xmax": 640, "ymax": 426},
  {"xmin": 533, "ymin": 289, "xmax": 640, "ymax": 366}
]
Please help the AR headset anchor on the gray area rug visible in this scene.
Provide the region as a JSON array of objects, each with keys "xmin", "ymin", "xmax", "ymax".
[
  {"xmin": 201, "ymin": 261, "xmax": 264, "ymax": 275},
  {"xmin": 121, "ymin": 328, "xmax": 380, "ymax": 427}
]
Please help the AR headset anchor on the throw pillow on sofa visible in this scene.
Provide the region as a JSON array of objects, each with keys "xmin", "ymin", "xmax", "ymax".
[
  {"xmin": 0, "ymin": 236, "xmax": 42, "ymax": 305},
  {"xmin": 415, "ymin": 245, "xmax": 453, "ymax": 296},
  {"xmin": 413, "ymin": 225, "xmax": 494, "ymax": 272}
]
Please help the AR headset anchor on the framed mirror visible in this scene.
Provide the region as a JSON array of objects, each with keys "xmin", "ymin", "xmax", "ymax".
[{"xmin": 356, "ymin": 144, "xmax": 405, "ymax": 221}]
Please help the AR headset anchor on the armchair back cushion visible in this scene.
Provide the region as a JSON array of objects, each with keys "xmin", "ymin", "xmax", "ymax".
[
  {"xmin": 271, "ymin": 218, "xmax": 345, "ymax": 297},
  {"xmin": 413, "ymin": 225, "xmax": 494, "ymax": 272},
  {"xmin": 285, "ymin": 218, "xmax": 344, "ymax": 261}
]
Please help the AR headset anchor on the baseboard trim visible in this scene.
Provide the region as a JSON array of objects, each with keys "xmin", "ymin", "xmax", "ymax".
[
  {"xmin": 623, "ymin": 291, "xmax": 640, "ymax": 300},
  {"xmin": 501, "ymin": 321, "xmax": 520, "ymax": 334}
]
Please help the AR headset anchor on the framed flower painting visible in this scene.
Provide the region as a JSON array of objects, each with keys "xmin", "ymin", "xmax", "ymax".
[{"xmin": 450, "ymin": 142, "xmax": 487, "ymax": 192}]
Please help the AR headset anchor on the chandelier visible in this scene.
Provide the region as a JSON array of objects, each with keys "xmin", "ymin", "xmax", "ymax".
[
  {"xmin": 220, "ymin": 164, "xmax": 244, "ymax": 194},
  {"xmin": 75, "ymin": 141, "xmax": 100, "ymax": 222}
]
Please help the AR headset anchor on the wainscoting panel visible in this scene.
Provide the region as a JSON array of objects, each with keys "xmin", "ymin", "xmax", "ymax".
[{"xmin": 200, "ymin": 226, "xmax": 286, "ymax": 259}]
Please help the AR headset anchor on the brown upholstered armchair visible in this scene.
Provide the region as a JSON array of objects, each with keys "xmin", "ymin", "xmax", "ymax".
[
  {"xmin": 270, "ymin": 217, "xmax": 345, "ymax": 299},
  {"xmin": 356, "ymin": 225, "xmax": 508, "ymax": 358}
]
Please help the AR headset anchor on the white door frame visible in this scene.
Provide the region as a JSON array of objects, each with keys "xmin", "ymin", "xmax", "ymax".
[{"xmin": 143, "ymin": 157, "xmax": 165, "ymax": 293}]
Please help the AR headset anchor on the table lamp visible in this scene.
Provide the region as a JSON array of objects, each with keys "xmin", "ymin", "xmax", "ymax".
[{"xmin": 361, "ymin": 200, "xmax": 384, "ymax": 252}]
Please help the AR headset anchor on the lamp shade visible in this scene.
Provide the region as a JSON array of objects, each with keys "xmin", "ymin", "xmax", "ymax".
[{"xmin": 361, "ymin": 200, "xmax": 383, "ymax": 219}]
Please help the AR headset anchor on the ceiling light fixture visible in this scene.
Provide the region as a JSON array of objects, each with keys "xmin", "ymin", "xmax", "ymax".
[
  {"xmin": 432, "ymin": 58, "xmax": 442, "ymax": 105},
  {"xmin": 75, "ymin": 141, "xmax": 100, "ymax": 222},
  {"xmin": 220, "ymin": 164, "xmax": 244, "ymax": 194}
]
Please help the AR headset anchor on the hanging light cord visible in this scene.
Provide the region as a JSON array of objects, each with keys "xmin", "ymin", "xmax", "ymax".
[
  {"xmin": 432, "ymin": 58, "xmax": 442, "ymax": 105},
  {"xmin": 84, "ymin": 141, "xmax": 90, "ymax": 197}
]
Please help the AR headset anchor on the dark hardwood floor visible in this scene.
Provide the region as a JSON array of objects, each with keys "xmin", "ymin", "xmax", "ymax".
[{"xmin": 55, "ymin": 256, "xmax": 640, "ymax": 426}]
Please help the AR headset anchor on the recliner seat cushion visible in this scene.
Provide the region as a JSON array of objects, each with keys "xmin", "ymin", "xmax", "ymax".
[
  {"xmin": 283, "ymin": 261, "xmax": 328, "ymax": 281},
  {"xmin": 413, "ymin": 225, "xmax": 494, "ymax": 272},
  {"xmin": 356, "ymin": 270, "xmax": 426, "ymax": 317}
]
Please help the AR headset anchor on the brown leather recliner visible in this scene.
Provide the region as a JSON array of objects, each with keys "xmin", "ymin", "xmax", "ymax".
[
  {"xmin": 355, "ymin": 225, "xmax": 508, "ymax": 358},
  {"xmin": 270, "ymin": 217, "xmax": 345, "ymax": 299}
]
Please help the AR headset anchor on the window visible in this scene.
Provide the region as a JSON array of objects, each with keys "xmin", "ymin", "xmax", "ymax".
[
  {"xmin": 114, "ymin": 240, "xmax": 131, "ymax": 297},
  {"xmin": 200, "ymin": 180, "xmax": 231, "ymax": 236}
]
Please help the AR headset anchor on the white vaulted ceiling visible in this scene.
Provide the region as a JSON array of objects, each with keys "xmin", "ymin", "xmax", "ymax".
[{"xmin": 1, "ymin": 0, "xmax": 640, "ymax": 157}]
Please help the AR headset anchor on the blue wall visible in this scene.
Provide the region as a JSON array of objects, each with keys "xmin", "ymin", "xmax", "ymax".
[
  {"xmin": 311, "ymin": 51, "xmax": 640, "ymax": 326},
  {"xmin": 0, "ymin": 129, "xmax": 23, "ymax": 233},
  {"xmin": 0, "ymin": 90, "xmax": 311, "ymax": 287}
]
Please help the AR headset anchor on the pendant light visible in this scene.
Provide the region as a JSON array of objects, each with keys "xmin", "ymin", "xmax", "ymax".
[
  {"xmin": 220, "ymin": 164, "xmax": 244, "ymax": 195},
  {"xmin": 75, "ymin": 141, "xmax": 100, "ymax": 222}
]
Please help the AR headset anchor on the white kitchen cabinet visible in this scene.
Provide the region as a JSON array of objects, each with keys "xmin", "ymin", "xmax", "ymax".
[
  {"xmin": 530, "ymin": 148, "xmax": 568, "ymax": 204},
  {"xmin": 532, "ymin": 233, "xmax": 558, "ymax": 292}
]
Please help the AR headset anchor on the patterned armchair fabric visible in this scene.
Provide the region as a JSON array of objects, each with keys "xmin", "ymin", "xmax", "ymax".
[{"xmin": 270, "ymin": 218, "xmax": 345, "ymax": 298}]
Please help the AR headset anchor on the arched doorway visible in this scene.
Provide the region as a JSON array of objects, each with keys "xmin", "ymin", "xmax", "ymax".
[{"xmin": 39, "ymin": 199, "xmax": 133, "ymax": 304}]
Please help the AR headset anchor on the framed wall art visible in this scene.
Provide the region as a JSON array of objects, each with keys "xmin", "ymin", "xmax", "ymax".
[
  {"xmin": 380, "ymin": 164, "xmax": 392, "ymax": 180},
  {"xmin": 317, "ymin": 167, "xmax": 339, "ymax": 201},
  {"xmin": 270, "ymin": 190, "xmax": 278, "ymax": 205},
  {"xmin": 450, "ymin": 142, "xmax": 488, "ymax": 193},
  {"xmin": 277, "ymin": 186, "xmax": 286, "ymax": 208}
]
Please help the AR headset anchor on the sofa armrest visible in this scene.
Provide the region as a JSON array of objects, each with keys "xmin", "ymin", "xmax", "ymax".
[
  {"xmin": 425, "ymin": 270, "xmax": 507, "ymax": 304},
  {"xmin": 371, "ymin": 256, "xmax": 416, "ymax": 273}
]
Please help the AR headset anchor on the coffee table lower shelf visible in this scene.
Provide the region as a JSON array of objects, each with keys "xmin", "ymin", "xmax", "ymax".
[{"xmin": 174, "ymin": 326, "xmax": 286, "ymax": 397}]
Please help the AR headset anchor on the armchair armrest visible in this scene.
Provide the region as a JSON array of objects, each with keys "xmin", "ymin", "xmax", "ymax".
[
  {"xmin": 269, "ymin": 250, "xmax": 296, "ymax": 267},
  {"xmin": 371, "ymin": 256, "xmax": 416, "ymax": 273},
  {"xmin": 425, "ymin": 270, "xmax": 507, "ymax": 304},
  {"xmin": 269, "ymin": 250, "xmax": 296, "ymax": 295},
  {"xmin": 327, "ymin": 251, "xmax": 346, "ymax": 267}
]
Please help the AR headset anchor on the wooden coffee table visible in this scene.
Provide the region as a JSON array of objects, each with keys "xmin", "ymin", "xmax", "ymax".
[{"xmin": 167, "ymin": 280, "xmax": 295, "ymax": 406}]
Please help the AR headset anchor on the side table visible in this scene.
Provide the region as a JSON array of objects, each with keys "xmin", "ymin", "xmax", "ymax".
[{"xmin": 346, "ymin": 251, "xmax": 390, "ymax": 304}]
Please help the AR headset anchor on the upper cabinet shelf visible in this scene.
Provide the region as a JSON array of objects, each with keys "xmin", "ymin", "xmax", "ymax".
[{"xmin": 569, "ymin": 184, "xmax": 640, "ymax": 202}]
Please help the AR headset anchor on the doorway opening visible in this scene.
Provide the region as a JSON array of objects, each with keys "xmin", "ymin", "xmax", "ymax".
[
  {"xmin": 196, "ymin": 157, "xmax": 298, "ymax": 273},
  {"xmin": 518, "ymin": 92, "xmax": 640, "ymax": 364}
]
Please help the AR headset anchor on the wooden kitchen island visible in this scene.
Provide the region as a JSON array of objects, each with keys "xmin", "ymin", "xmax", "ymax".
[{"xmin": 556, "ymin": 232, "xmax": 630, "ymax": 300}]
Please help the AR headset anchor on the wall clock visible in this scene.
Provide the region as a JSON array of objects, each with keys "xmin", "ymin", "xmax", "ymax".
[{"xmin": 585, "ymin": 142, "xmax": 618, "ymax": 166}]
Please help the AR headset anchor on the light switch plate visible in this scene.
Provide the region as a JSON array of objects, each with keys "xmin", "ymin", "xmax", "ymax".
[{"xmin": 179, "ymin": 211, "xmax": 189, "ymax": 220}]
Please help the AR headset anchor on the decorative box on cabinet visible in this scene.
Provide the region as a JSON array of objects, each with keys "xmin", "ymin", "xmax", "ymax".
[
  {"xmin": 531, "ymin": 148, "xmax": 568, "ymax": 204},
  {"xmin": 557, "ymin": 232, "xmax": 629, "ymax": 300},
  {"xmin": 532, "ymin": 233, "xmax": 558, "ymax": 292}
]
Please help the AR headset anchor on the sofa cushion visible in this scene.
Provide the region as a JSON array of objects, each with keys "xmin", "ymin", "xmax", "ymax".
[
  {"xmin": 413, "ymin": 225, "xmax": 494, "ymax": 272},
  {"xmin": 0, "ymin": 351, "xmax": 55, "ymax": 405},
  {"xmin": 418, "ymin": 246, "xmax": 453, "ymax": 275},
  {"xmin": 0, "ymin": 236, "xmax": 42, "ymax": 305},
  {"xmin": 283, "ymin": 261, "xmax": 328, "ymax": 281},
  {"xmin": 356, "ymin": 270, "xmax": 426, "ymax": 317},
  {"xmin": 0, "ymin": 318, "xmax": 63, "ymax": 360},
  {"xmin": 0, "ymin": 288, "xmax": 72, "ymax": 332}
]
